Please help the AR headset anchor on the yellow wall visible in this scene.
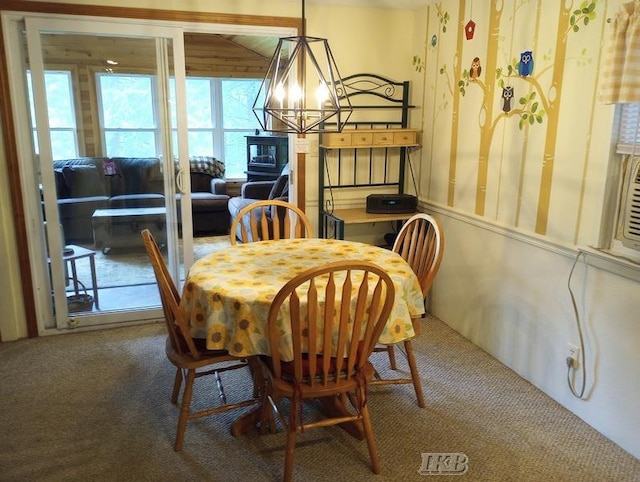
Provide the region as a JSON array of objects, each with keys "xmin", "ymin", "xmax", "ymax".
[
  {"xmin": 421, "ymin": 0, "xmax": 613, "ymax": 245},
  {"xmin": 416, "ymin": 0, "xmax": 640, "ymax": 460},
  {"xmin": 417, "ymin": 0, "xmax": 615, "ymax": 246}
]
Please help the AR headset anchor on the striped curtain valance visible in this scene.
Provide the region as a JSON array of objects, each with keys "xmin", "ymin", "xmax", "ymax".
[{"xmin": 600, "ymin": 0, "xmax": 640, "ymax": 104}]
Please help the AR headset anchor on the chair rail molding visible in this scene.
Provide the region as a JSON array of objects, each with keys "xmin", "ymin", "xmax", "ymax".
[{"xmin": 422, "ymin": 200, "xmax": 640, "ymax": 284}]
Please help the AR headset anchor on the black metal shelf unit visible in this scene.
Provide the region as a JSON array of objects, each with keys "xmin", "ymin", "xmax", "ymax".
[{"xmin": 318, "ymin": 73, "xmax": 415, "ymax": 238}]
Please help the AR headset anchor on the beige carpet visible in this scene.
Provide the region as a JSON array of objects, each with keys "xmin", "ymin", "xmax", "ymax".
[{"xmin": 0, "ymin": 316, "xmax": 638, "ymax": 481}]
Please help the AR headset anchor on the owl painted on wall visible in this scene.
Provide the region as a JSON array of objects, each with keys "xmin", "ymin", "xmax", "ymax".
[
  {"xmin": 518, "ymin": 51, "xmax": 534, "ymax": 77},
  {"xmin": 501, "ymin": 86, "xmax": 514, "ymax": 113},
  {"xmin": 470, "ymin": 57, "xmax": 481, "ymax": 80}
]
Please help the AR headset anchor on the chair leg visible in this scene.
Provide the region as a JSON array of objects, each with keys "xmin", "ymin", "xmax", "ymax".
[
  {"xmin": 175, "ymin": 369, "xmax": 196, "ymax": 451},
  {"xmin": 360, "ymin": 404, "xmax": 381, "ymax": 474},
  {"xmin": 260, "ymin": 388, "xmax": 280, "ymax": 435},
  {"xmin": 171, "ymin": 367, "xmax": 183, "ymax": 404},
  {"xmin": 283, "ymin": 420, "xmax": 297, "ymax": 482},
  {"xmin": 386, "ymin": 345, "xmax": 397, "ymax": 370},
  {"xmin": 248, "ymin": 356, "xmax": 264, "ymax": 399},
  {"xmin": 404, "ymin": 340, "xmax": 425, "ymax": 408}
]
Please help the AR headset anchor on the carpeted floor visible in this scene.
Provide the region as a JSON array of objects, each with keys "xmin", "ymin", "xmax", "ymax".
[{"xmin": 0, "ymin": 316, "xmax": 638, "ymax": 481}]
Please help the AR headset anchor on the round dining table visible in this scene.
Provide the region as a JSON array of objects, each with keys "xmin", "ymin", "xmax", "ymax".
[{"xmin": 180, "ymin": 237, "xmax": 425, "ymax": 358}]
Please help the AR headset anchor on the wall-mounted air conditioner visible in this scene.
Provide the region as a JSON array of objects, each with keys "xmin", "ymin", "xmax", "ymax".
[{"xmin": 620, "ymin": 157, "xmax": 640, "ymax": 250}]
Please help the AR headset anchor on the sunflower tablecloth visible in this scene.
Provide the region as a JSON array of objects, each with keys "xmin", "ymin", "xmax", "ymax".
[{"xmin": 180, "ymin": 238, "xmax": 425, "ymax": 360}]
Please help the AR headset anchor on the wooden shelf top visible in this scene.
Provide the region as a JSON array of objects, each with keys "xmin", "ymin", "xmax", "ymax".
[
  {"xmin": 320, "ymin": 128, "xmax": 421, "ymax": 149},
  {"xmin": 325, "ymin": 208, "xmax": 417, "ymax": 225}
]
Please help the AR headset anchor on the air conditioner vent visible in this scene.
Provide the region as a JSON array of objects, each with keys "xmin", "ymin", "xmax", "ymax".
[{"xmin": 621, "ymin": 158, "xmax": 640, "ymax": 249}]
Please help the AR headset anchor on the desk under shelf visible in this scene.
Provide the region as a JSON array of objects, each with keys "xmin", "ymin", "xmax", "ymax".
[{"xmin": 323, "ymin": 208, "xmax": 417, "ymax": 240}]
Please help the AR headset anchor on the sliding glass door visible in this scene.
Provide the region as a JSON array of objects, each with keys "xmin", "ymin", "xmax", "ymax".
[
  {"xmin": 1, "ymin": 6, "xmax": 295, "ymax": 336},
  {"xmin": 22, "ymin": 17, "xmax": 192, "ymax": 329}
]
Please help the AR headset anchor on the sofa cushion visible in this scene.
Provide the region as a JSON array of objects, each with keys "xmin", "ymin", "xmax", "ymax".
[
  {"xmin": 109, "ymin": 193, "xmax": 165, "ymax": 209},
  {"xmin": 57, "ymin": 196, "xmax": 109, "ymax": 242},
  {"xmin": 241, "ymin": 180, "xmax": 277, "ymax": 200},
  {"xmin": 109, "ymin": 157, "xmax": 163, "ymax": 195},
  {"xmin": 61, "ymin": 164, "xmax": 106, "ymax": 198},
  {"xmin": 228, "ymin": 196, "xmax": 272, "ymax": 243},
  {"xmin": 190, "ymin": 172, "xmax": 215, "ymax": 192},
  {"xmin": 268, "ymin": 174, "xmax": 289, "ymax": 200},
  {"xmin": 187, "ymin": 192, "xmax": 230, "ymax": 213},
  {"xmin": 228, "ymin": 196, "xmax": 256, "ymax": 218}
]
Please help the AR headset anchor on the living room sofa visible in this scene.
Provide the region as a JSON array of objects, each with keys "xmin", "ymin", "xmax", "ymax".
[{"xmin": 53, "ymin": 156, "xmax": 230, "ymax": 243}]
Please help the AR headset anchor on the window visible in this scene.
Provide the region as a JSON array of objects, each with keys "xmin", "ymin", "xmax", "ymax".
[
  {"xmin": 219, "ymin": 79, "xmax": 262, "ymax": 178},
  {"xmin": 616, "ymin": 104, "xmax": 640, "ymax": 154},
  {"xmin": 171, "ymin": 77, "xmax": 215, "ymax": 159},
  {"xmin": 97, "ymin": 73, "xmax": 158, "ymax": 157},
  {"xmin": 604, "ymin": 103, "xmax": 640, "ymax": 260},
  {"xmin": 170, "ymin": 77, "xmax": 262, "ymax": 178},
  {"xmin": 97, "ymin": 74, "xmax": 262, "ymax": 176},
  {"xmin": 27, "ymin": 70, "xmax": 78, "ymax": 160}
]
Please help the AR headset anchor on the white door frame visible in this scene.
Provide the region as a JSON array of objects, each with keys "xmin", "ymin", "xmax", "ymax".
[{"xmin": 1, "ymin": 10, "xmax": 296, "ymax": 335}]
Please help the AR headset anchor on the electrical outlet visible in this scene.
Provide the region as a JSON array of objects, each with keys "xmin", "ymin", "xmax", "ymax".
[{"xmin": 567, "ymin": 343, "xmax": 580, "ymax": 369}]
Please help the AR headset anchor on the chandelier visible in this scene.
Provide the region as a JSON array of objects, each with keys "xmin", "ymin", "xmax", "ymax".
[{"xmin": 252, "ymin": 0, "xmax": 352, "ymax": 134}]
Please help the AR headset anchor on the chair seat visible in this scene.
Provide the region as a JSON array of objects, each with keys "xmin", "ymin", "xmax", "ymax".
[
  {"xmin": 268, "ymin": 361, "xmax": 376, "ymax": 399},
  {"xmin": 141, "ymin": 228, "xmax": 260, "ymax": 451},
  {"xmin": 260, "ymin": 261, "xmax": 396, "ymax": 481},
  {"xmin": 275, "ymin": 340, "xmax": 366, "ymax": 378},
  {"xmin": 164, "ymin": 336, "xmax": 238, "ymax": 368},
  {"xmin": 372, "ymin": 212, "xmax": 444, "ymax": 408}
]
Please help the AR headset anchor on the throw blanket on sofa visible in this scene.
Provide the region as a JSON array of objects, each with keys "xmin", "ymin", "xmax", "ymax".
[{"xmin": 187, "ymin": 156, "xmax": 225, "ymax": 178}]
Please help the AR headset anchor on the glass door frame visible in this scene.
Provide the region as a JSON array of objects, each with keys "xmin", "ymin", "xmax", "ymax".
[
  {"xmin": 21, "ymin": 17, "xmax": 190, "ymax": 330},
  {"xmin": 0, "ymin": 5, "xmax": 299, "ymax": 338}
]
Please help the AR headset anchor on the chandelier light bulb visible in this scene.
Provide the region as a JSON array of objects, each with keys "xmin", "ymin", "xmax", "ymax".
[
  {"xmin": 290, "ymin": 83, "xmax": 303, "ymax": 104},
  {"xmin": 316, "ymin": 83, "xmax": 329, "ymax": 108},
  {"xmin": 274, "ymin": 83, "xmax": 286, "ymax": 103}
]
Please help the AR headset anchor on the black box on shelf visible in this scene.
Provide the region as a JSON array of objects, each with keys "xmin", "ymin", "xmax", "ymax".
[{"xmin": 366, "ymin": 194, "xmax": 417, "ymax": 214}]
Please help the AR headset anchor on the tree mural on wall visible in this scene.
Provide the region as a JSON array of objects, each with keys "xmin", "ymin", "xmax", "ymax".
[
  {"xmin": 415, "ymin": 1, "xmax": 463, "ymax": 201},
  {"xmin": 424, "ymin": 1, "xmax": 469, "ymax": 206},
  {"xmin": 436, "ymin": 0, "xmax": 597, "ymax": 234}
]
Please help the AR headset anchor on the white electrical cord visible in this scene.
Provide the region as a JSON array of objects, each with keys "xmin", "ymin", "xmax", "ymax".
[{"xmin": 566, "ymin": 250, "xmax": 587, "ymax": 399}]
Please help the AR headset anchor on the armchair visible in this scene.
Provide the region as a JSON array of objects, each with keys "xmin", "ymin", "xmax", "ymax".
[
  {"xmin": 227, "ymin": 163, "xmax": 289, "ymax": 241},
  {"xmin": 183, "ymin": 161, "xmax": 230, "ymax": 236}
]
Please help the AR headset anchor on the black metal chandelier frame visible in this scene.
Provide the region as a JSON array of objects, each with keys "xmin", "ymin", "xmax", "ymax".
[{"xmin": 252, "ymin": 0, "xmax": 352, "ymax": 134}]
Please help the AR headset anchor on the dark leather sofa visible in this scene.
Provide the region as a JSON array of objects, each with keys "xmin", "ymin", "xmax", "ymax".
[{"xmin": 53, "ymin": 156, "xmax": 230, "ymax": 243}]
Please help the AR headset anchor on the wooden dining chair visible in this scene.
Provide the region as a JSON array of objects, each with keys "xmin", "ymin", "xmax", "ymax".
[
  {"xmin": 229, "ymin": 199, "xmax": 313, "ymax": 245},
  {"xmin": 370, "ymin": 213, "xmax": 444, "ymax": 408},
  {"xmin": 141, "ymin": 229, "xmax": 260, "ymax": 451},
  {"xmin": 260, "ymin": 260, "xmax": 396, "ymax": 482}
]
